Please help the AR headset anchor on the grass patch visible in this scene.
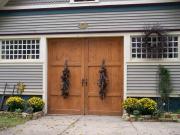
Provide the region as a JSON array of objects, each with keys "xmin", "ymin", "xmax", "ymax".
[{"xmin": 0, "ymin": 112, "xmax": 29, "ymax": 130}]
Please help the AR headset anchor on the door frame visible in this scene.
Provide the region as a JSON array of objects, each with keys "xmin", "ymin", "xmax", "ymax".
[{"xmin": 42, "ymin": 33, "xmax": 129, "ymax": 114}]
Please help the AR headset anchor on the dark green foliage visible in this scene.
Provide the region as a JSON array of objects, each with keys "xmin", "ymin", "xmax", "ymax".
[
  {"xmin": 14, "ymin": 108, "xmax": 22, "ymax": 113},
  {"xmin": 158, "ymin": 65, "xmax": 173, "ymax": 111},
  {"xmin": 23, "ymin": 101, "xmax": 34, "ymax": 114}
]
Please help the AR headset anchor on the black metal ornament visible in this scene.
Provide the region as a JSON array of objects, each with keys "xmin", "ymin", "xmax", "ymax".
[
  {"xmin": 61, "ymin": 60, "xmax": 70, "ymax": 98},
  {"xmin": 98, "ymin": 60, "xmax": 108, "ymax": 100}
]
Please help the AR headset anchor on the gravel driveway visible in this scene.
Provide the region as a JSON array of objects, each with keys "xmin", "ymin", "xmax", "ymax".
[{"xmin": 0, "ymin": 115, "xmax": 180, "ymax": 135}]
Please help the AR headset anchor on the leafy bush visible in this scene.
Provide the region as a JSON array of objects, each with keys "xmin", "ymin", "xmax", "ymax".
[
  {"xmin": 123, "ymin": 98, "xmax": 139, "ymax": 114},
  {"xmin": 23, "ymin": 101, "xmax": 34, "ymax": 114},
  {"xmin": 138, "ymin": 98, "xmax": 157, "ymax": 115},
  {"xmin": 28, "ymin": 97, "xmax": 44, "ymax": 112},
  {"xmin": 123, "ymin": 98, "xmax": 157, "ymax": 115},
  {"xmin": 6, "ymin": 96, "xmax": 25, "ymax": 112},
  {"xmin": 15, "ymin": 108, "xmax": 22, "ymax": 113}
]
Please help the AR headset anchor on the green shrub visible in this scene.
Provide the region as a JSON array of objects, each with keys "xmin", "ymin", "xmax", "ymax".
[
  {"xmin": 6, "ymin": 96, "xmax": 25, "ymax": 112},
  {"xmin": 138, "ymin": 98, "xmax": 157, "ymax": 115},
  {"xmin": 28, "ymin": 97, "xmax": 44, "ymax": 112},
  {"xmin": 123, "ymin": 98, "xmax": 139, "ymax": 114},
  {"xmin": 23, "ymin": 101, "xmax": 34, "ymax": 114}
]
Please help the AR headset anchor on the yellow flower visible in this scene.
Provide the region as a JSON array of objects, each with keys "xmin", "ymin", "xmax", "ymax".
[{"xmin": 6, "ymin": 96, "xmax": 25, "ymax": 106}]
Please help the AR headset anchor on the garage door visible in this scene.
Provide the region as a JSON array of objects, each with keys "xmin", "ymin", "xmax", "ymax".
[{"xmin": 48, "ymin": 37, "xmax": 123, "ymax": 115}]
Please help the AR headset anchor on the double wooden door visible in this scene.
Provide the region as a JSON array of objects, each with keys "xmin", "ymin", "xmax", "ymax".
[{"xmin": 48, "ymin": 37, "xmax": 123, "ymax": 115}]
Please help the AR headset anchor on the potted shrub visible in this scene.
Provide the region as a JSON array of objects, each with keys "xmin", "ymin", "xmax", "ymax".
[
  {"xmin": 6, "ymin": 96, "xmax": 25, "ymax": 112},
  {"xmin": 138, "ymin": 98, "xmax": 157, "ymax": 118},
  {"xmin": 123, "ymin": 98, "xmax": 139, "ymax": 115},
  {"xmin": 28, "ymin": 97, "xmax": 44, "ymax": 112}
]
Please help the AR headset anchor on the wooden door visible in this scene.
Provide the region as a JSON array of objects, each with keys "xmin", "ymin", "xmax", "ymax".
[
  {"xmin": 48, "ymin": 37, "xmax": 123, "ymax": 115},
  {"xmin": 48, "ymin": 38, "xmax": 85, "ymax": 114},
  {"xmin": 85, "ymin": 37, "xmax": 123, "ymax": 115}
]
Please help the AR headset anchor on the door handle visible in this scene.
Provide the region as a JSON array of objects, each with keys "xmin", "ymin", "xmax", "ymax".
[
  {"xmin": 81, "ymin": 79, "xmax": 87, "ymax": 86},
  {"xmin": 81, "ymin": 79, "xmax": 85, "ymax": 86}
]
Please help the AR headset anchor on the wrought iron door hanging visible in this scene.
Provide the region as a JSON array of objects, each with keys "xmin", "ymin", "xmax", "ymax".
[
  {"xmin": 61, "ymin": 60, "xmax": 70, "ymax": 98},
  {"xmin": 98, "ymin": 60, "xmax": 108, "ymax": 100}
]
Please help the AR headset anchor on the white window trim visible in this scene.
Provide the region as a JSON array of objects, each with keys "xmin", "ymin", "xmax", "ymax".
[
  {"xmin": 70, "ymin": 0, "xmax": 99, "ymax": 4},
  {"xmin": 129, "ymin": 34, "xmax": 180, "ymax": 63},
  {"xmin": 0, "ymin": 37, "xmax": 43, "ymax": 63}
]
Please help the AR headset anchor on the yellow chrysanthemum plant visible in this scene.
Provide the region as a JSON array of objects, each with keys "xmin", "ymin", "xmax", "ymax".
[
  {"xmin": 6, "ymin": 96, "xmax": 25, "ymax": 112},
  {"xmin": 123, "ymin": 98, "xmax": 157, "ymax": 115},
  {"xmin": 138, "ymin": 98, "xmax": 157, "ymax": 115},
  {"xmin": 28, "ymin": 97, "xmax": 44, "ymax": 112},
  {"xmin": 123, "ymin": 98, "xmax": 140, "ymax": 115}
]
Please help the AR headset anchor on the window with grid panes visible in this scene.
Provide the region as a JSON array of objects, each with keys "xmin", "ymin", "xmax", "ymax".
[
  {"xmin": 131, "ymin": 36, "xmax": 178, "ymax": 59},
  {"xmin": 0, "ymin": 39, "xmax": 40, "ymax": 60}
]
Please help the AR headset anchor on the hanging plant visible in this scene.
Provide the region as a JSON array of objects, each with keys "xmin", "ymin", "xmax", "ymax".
[
  {"xmin": 61, "ymin": 60, "xmax": 70, "ymax": 98},
  {"xmin": 98, "ymin": 60, "xmax": 108, "ymax": 100},
  {"xmin": 143, "ymin": 24, "xmax": 167, "ymax": 58}
]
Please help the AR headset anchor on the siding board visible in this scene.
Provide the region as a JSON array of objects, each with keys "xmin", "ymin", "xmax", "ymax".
[
  {"xmin": 0, "ymin": 64, "xmax": 43, "ymax": 95},
  {"xmin": 127, "ymin": 65, "xmax": 180, "ymax": 97},
  {"xmin": 0, "ymin": 8, "xmax": 179, "ymax": 35}
]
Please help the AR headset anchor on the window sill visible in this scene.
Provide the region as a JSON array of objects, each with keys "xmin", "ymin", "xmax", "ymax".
[
  {"xmin": 127, "ymin": 58, "xmax": 180, "ymax": 65},
  {"xmin": 0, "ymin": 60, "xmax": 44, "ymax": 64}
]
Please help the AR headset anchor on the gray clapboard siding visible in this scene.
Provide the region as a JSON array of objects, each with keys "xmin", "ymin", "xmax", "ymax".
[
  {"xmin": 0, "ymin": 8, "xmax": 180, "ymax": 35},
  {"xmin": 0, "ymin": 64, "xmax": 43, "ymax": 95},
  {"xmin": 127, "ymin": 65, "xmax": 180, "ymax": 97}
]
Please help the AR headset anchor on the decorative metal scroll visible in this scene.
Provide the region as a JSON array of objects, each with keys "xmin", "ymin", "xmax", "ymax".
[
  {"xmin": 98, "ymin": 60, "xmax": 108, "ymax": 100},
  {"xmin": 61, "ymin": 60, "xmax": 70, "ymax": 98},
  {"xmin": 143, "ymin": 24, "xmax": 167, "ymax": 58}
]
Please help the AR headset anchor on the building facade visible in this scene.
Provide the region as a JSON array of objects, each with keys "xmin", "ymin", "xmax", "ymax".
[{"xmin": 0, "ymin": 0, "xmax": 180, "ymax": 115}]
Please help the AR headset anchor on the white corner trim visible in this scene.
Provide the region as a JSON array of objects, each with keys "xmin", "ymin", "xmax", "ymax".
[
  {"xmin": 123, "ymin": 34, "xmax": 131, "ymax": 100},
  {"xmin": 41, "ymin": 36, "xmax": 48, "ymax": 114},
  {"xmin": 1, "ymin": 0, "xmax": 179, "ymax": 10}
]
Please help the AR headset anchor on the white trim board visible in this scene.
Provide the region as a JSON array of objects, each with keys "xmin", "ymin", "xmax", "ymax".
[
  {"xmin": 1, "ymin": 31, "xmax": 180, "ymax": 39},
  {"xmin": 1, "ymin": 0, "xmax": 179, "ymax": 10}
]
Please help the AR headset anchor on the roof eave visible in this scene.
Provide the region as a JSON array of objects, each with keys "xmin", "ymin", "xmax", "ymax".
[{"xmin": 1, "ymin": 0, "xmax": 180, "ymax": 11}]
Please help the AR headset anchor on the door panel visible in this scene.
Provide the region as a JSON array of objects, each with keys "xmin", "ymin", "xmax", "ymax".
[
  {"xmin": 86, "ymin": 37, "xmax": 123, "ymax": 115},
  {"xmin": 48, "ymin": 37, "xmax": 123, "ymax": 115},
  {"xmin": 48, "ymin": 38, "xmax": 85, "ymax": 114}
]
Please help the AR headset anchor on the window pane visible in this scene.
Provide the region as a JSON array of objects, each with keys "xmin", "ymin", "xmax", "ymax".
[
  {"xmin": 0, "ymin": 39, "xmax": 40, "ymax": 60},
  {"xmin": 131, "ymin": 36, "xmax": 178, "ymax": 59}
]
